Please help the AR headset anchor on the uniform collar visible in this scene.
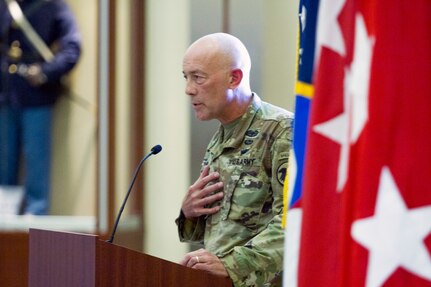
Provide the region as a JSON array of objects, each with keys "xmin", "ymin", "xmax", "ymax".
[{"xmin": 220, "ymin": 93, "xmax": 262, "ymax": 149}]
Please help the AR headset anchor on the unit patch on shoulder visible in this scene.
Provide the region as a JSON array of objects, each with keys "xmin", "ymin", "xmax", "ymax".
[{"xmin": 276, "ymin": 160, "xmax": 288, "ymax": 185}]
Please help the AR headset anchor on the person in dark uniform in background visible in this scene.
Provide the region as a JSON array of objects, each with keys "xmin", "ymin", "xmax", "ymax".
[{"xmin": 0, "ymin": 0, "xmax": 81, "ymax": 215}]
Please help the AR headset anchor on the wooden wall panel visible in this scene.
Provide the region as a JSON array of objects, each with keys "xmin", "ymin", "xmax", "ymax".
[{"xmin": 0, "ymin": 232, "xmax": 29, "ymax": 287}]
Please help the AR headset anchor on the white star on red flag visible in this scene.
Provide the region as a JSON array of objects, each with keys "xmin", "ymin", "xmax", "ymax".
[
  {"xmin": 313, "ymin": 14, "xmax": 374, "ymax": 191},
  {"xmin": 351, "ymin": 167, "xmax": 431, "ymax": 287},
  {"xmin": 316, "ymin": 0, "xmax": 346, "ymax": 60}
]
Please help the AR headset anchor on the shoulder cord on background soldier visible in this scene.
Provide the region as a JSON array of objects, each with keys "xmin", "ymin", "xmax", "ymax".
[
  {"xmin": 5, "ymin": 0, "xmax": 54, "ymax": 62},
  {"xmin": 4, "ymin": 0, "xmax": 94, "ymax": 113}
]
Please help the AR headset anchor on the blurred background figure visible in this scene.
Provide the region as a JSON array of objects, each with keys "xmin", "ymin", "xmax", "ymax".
[{"xmin": 0, "ymin": 0, "xmax": 81, "ymax": 215}]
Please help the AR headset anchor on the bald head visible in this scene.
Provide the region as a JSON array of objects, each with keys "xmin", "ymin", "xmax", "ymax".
[{"xmin": 184, "ymin": 33, "xmax": 251, "ymax": 87}]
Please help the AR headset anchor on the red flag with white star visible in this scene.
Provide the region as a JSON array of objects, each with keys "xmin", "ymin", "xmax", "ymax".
[{"xmin": 297, "ymin": 0, "xmax": 431, "ymax": 286}]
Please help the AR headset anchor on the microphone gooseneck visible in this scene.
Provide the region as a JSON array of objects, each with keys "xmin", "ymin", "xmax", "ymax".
[{"xmin": 106, "ymin": 144, "xmax": 163, "ymax": 244}]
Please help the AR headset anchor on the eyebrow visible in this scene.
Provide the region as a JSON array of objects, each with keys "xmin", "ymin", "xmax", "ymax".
[{"xmin": 183, "ymin": 70, "xmax": 207, "ymax": 76}]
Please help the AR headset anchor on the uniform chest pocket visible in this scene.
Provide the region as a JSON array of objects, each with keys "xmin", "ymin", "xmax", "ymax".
[{"xmin": 226, "ymin": 169, "xmax": 272, "ymax": 232}]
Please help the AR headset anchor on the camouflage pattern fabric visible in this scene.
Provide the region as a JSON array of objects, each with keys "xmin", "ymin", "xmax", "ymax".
[{"xmin": 176, "ymin": 94, "xmax": 293, "ymax": 287}]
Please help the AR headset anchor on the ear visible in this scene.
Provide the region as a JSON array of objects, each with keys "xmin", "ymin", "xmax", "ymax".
[{"xmin": 229, "ymin": 69, "xmax": 243, "ymax": 89}]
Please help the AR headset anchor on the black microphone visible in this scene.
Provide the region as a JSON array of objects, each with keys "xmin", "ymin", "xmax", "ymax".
[{"xmin": 106, "ymin": 144, "xmax": 162, "ymax": 243}]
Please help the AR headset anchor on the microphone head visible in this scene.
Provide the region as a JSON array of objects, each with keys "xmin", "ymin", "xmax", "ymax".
[{"xmin": 151, "ymin": 144, "xmax": 162, "ymax": 155}]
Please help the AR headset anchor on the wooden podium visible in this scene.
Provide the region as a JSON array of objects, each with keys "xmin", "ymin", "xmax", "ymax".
[{"xmin": 28, "ymin": 229, "xmax": 232, "ymax": 287}]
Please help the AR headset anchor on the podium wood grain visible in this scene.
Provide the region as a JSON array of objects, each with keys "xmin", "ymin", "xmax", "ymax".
[{"xmin": 29, "ymin": 229, "xmax": 232, "ymax": 287}]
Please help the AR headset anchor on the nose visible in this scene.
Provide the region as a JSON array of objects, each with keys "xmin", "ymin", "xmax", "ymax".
[{"xmin": 185, "ymin": 80, "xmax": 196, "ymax": 96}]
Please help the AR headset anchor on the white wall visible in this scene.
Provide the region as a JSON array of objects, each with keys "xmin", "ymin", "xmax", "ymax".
[
  {"xmin": 144, "ymin": 0, "xmax": 191, "ymax": 263},
  {"xmin": 262, "ymin": 0, "xmax": 299, "ymax": 111},
  {"xmin": 51, "ymin": 0, "xmax": 98, "ymax": 216}
]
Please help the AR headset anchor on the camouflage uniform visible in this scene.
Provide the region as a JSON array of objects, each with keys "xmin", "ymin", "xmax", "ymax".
[{"xmin": 176, "ymin": 94, "xmax": 293, "ymax": 287}]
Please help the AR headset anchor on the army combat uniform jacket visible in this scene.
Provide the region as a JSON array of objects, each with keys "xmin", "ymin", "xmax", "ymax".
[{"xmin": 176, "ymin": 94, "xmax": 294, "ymax": 287}]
